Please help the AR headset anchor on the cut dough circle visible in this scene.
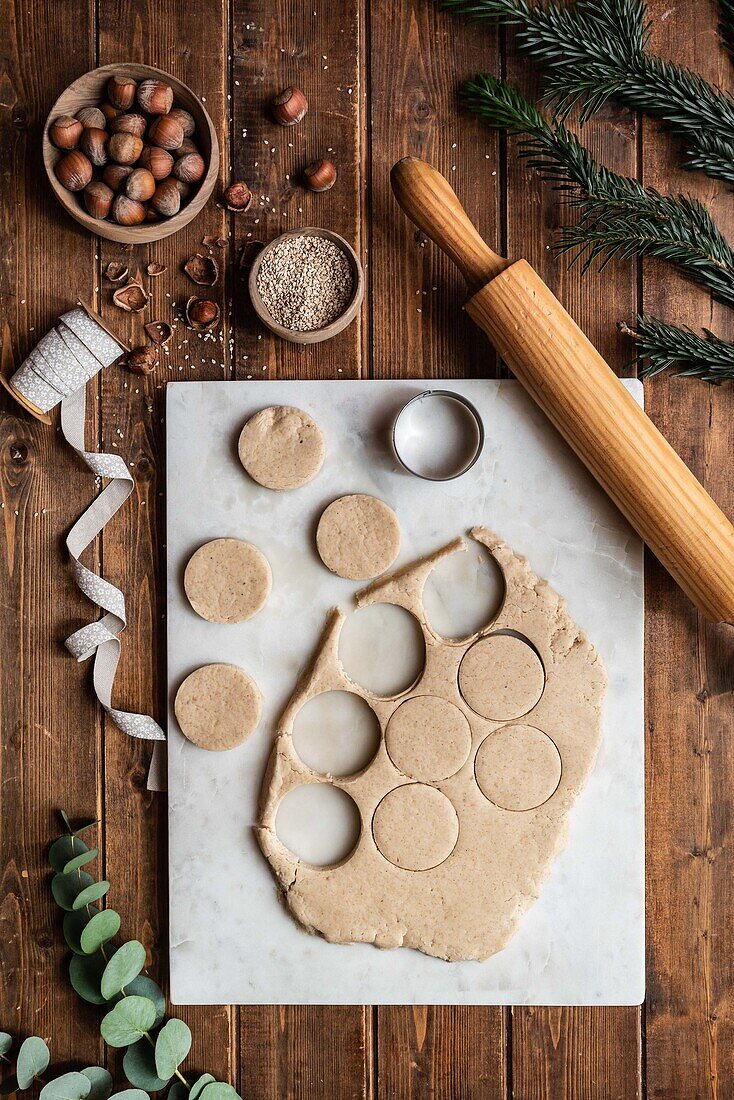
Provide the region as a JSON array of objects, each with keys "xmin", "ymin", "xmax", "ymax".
[
  {"xmin": 174, "ymin": 663, "xmax": 262, "ymax": 751},
  {"xmin": 385, "ymin": 695, "xmax": 472, "ymax": 782},
  {"xmin": 475, "ymin": 724, "xmax": 561, "ymax": 811},
  {"xmin": 372, "ymin": 784, "xmax": 459, "ymax": 871},
  {"xmin": 238, "ymin": 405, "xmax": 325, "ymax": 491},
  {"xmin": 184, "ymin": 537, "xmax": 271, "ymax": 624},
  {"xmin": 316, "ymin": 494, "xmax": 400, "ymax": 581},
  {"xmin": 459, "ymin": 634, "xmax": 544, "ymax": 721}
]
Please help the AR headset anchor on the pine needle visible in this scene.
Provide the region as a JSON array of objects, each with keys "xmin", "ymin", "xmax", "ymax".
[
  {"xmin": 441, "ymin": 0, "xmax": 734, "ymax": 183},
  {"xmin": 621, "ymin": 315, "xmax": 734, "ymax": 382},
  {"xmin": 719, "ymin": 0, "xmax": 734, "ymax": 55},
  {"xmin": 461, "ymin": 74, "xmax": 734, "ymax": 305}
]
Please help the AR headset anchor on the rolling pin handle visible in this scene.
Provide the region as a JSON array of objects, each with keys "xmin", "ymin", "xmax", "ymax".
[{"xmin": 390, "ymin": 157, "xmax": 510, "ymax": 290}]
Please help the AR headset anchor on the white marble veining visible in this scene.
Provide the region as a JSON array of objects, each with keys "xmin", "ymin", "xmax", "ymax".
[{"xmin": 167, "ymin": 379, "xmax": 644, "ymax": 1006}]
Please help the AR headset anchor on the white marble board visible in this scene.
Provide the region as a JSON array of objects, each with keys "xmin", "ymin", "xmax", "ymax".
[{"xmin": 166, "ymin": 378, "xmax": 645, "ymax": 1006}]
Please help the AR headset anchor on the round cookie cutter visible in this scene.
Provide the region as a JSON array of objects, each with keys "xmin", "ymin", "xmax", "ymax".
[{"xmin": 391, "ymin": 390, "xmax": 485, "ymax": 481}]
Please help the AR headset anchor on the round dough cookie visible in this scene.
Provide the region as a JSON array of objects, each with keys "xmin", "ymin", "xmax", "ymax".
[
  {"xmin": 459, "ymin": 634, "xmax": 545, "ymax": 721},
  {"xmin": 238, "ymin": 405, "xmax": 325, "ymax": 491},
  {"xmin": 385, "ymin": 696, "xmax": 472, "ymax": 782},
  {"xmin": 174, "ymin": 663, "xmax": 262, "ymax": 751},
  {"xmin": 372, "ymin": 784, "xmax": 459, "ymax": 871},
  {"xmin": 316, "ymin": 494, "xmax": 400, "ymax": 581},
  {"xmin": 474, "ymin": 724, "xmax": 561, "ymax": 811},
  {"xmin": 184, "ymin": 538, "xmax": 271, "ymax": 624}
]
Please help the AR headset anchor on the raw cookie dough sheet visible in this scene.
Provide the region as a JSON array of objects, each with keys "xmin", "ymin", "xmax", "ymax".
[{"xmin": 166, "ymin": 379, "xmax": 644, "ymax": 1006}]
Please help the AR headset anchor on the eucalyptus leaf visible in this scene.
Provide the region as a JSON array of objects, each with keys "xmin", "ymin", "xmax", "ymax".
[
  {"xmin": 60, "ymin": 810, "xmax": 73, "ymax": 834},
  {"xmin": 80, "ymin": 1067, "xmax": 113, "ymax": 1100},
  {"xmin": 122, "ymin": 976, "xmax": 166, "ymax": 1027},
  {"xmin": 100, "ymin": 996, "xmax": 156, "ymax": 1048},
  {"xmin": 69, "ymin": 950, "xmax": 112, "ymax": 1005},
  {"xmin": 100, "ymin": 939, "xmax": 145, "ymax": 999},
  {"xmin": 16, "ymin": 1037, "xmax": 50, "ymax": 1089},
  {"xmin": 189, "ymin": 1075, "xmax": 215, "ymax": 1100},
  {"xmin": 199, "ymin": 1086, "xmax": 240, "ymax": 1100},
  {"xmin": 166, "ymin": 1085, "xmax": 187, "ymax": 1100},
  {"xmin": 0, "ymin": 1074, "xmax": 19, "ymax": 1095},
  {"xmin": 63, "ymin": 907, "xmax": 99, "ymax": 955},
  {"xmin": 72, "ymin": 881, "xmax": 110, "ymax": 912},
  {"xmin": 123, "ymin": 1038, "xmax": 169, "ymax": 1092},
  {"xmin": 80, "ymin": 909, "xmax": 120, "ymax": 955},
  {"xmin": 154, "ymin": 1020, "xmax": 191, "ymax": 1081},
  {"xmin": 110, "ymin": 1091, "xmax": 150, "ymax": 1100},
  {"xmin": 63, "ymin": 849, "xmax": 99, "ymax": 874},
  {"xmin": 49, "ymin": 835, "xmax": 89, "ymax": 873},
  {"xmin": 52, "ymin": 870, "xmax": 95, "ymax": 911},
  {"xmin": 0, "ymin": 1034, "xmax": 10, "ymax": 1057},
  {"xmin": 39, "ymin": 1072, "xmax": 92, "ymax": 1100}
]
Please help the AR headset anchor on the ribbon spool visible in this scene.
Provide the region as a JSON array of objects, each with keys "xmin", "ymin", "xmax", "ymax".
[{"xmin": 1, "ymin": 303, "xmax": 166, "ymax": 790}]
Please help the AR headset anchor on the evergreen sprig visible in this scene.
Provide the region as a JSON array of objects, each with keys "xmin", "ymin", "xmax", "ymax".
[
  {"xmin": 719, "ymin": 0, "xmax": 734, "ymax": 56},
  {"xmin": 461, "ymin": 74, "xmax": 734, "ymax": 305},
  {"xmin": 621, "ymin": 315, "xmax": 734, "ymax": 382},
  {"xmin": 441, "ymin": 0, "xmax": 734, "ymax": 183}
]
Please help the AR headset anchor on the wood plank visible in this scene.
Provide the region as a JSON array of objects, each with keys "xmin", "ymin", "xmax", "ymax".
[
  {"xmin": 230, "ymin": 2, "xmax": 371, "ymax": 1096},
  {"xmin": 499, "ymin": 7, "xmax": 642, "ymax": 1097},
  {"xmin": 368, "ymin": 2, "xmax": 507, "ymax": 1096},
  {"xmin": 95, "ymin": 0, "xmax": 235, "ymax": 1087},
  {"xmin": 643, "ymin": 3, "xmax": 734, "ymax": 1097},
  {"xmin": 0, "ymin": 0, "xmax": 103, "ymax": 1067}
]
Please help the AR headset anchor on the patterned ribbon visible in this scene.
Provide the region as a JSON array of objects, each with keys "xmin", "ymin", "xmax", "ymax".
[{"xmin": 8, "ymin": 306, "xmax": 166, "ymax": 790}]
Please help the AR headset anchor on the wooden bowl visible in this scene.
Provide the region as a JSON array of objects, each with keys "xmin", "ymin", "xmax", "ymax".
[
  {"xmin": 248, "ymin": 228, "xmax": 364, "ymax": 345},
  {"xmin": 43, "ymin": 63, "xmax": 219, "ymax": 244}
]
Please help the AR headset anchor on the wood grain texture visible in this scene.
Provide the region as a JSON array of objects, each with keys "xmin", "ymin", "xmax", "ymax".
[{"xmin": 643, "ymin": 2, "xmax": 734, "ymax": 1097}]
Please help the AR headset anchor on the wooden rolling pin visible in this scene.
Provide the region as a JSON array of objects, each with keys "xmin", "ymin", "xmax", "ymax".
[{"xmin": 391, "ymin": 156, "xmax": 734, "ymax": 624}]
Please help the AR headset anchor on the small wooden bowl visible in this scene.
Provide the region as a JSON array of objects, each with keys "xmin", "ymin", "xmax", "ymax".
[
  {"xmin": 43, "ymin": 63, "xmax": 219, "ymax": 244},
  {"xmin": 248, "ymin": 228, "xmax": 364, "ymax": 345}
]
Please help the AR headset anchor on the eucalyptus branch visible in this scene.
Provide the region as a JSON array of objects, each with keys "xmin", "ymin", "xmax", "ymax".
[
  {"xmin": 461, "ymin": 74, "xmax": 734, "ymax": 306},
  {"xmin": 441, "ymin": 0, "xmax": 734, "ymax": 183},
  {"xmin": 621, "ymin": 315, "xmax": 734, "ymax": 382}
]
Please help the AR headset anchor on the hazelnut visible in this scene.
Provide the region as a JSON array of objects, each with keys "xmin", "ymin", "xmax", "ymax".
[
  {"xmin": 83, "ymin": 181, "xmax": 114, "ymax": 220},
  {"xmin": 127, "ymin": 345, "xmax": 158, "ymax": 374},
  {"xmin": 101, "ymin": 102, "xmax": 120, "ymax": 124},
  {"xmin": 150, "ymin": 178, "xmax": 181, "ymax": 217},
  {"xmin": 109, "ymin": 113, "xmax": 147, "ymax": 138},
  {"xmin": 271, "ymin": 86, "xmax": 308, "ymax": 126},
  {"xmin": 109, "ymin": 132, "xmax": 144, "ymax": 165},
  {"xmin": 55, "ymin": 150, "xmax": 93, "ymax": 192},
  {"xmin": 76, "ymin": 106, "xmax": 107, "ymax": 130},
  {"xmin": 103, "ymin": 164, "xmax": 133, "ymax": 192},
  {"xmin": 176, "ymin": 137, "xmax": 200, "ymax": 158},
  {"xmin": 111, "ymin": 194, "xmax": 146, "ymax": 226},
  {"xmin": 223, "ymin": 180, "xmax": 252, "ymax": 212},
  {"xmin": 79, "ymin": 126, "xmax": 109, "ymax": 167},
  {"xmin": 137, "ymin": 79, "xmax": 173, "ymax": 115},
  {"xmin": 303, "ymin": 158, "xmax": 336, "ymax": 192},
  {"xmin": 173, "ymin": 152, "xmax": 205, "ymax": 183},
  {"xmin": 149, "ymin": 115, "xmax": 184, "ymax": 152},
  {"xmin": 186, "ymin": 296, "xmax": 220, "ymax": 331},
  {"xmin": 125, "ymin": 167, "xmax": 156, "ymax": 202},
  {"xmin": 174, "ymin": 179, "xmax": 192, "ymax": 200},
  {"xmin": 138, "ymin": 145, "xmax": 173, "ymax": 180},
  {"xmin": 50, "ymin": 115, "xmax": 83, "ymax": 150},
  {"xmin": 168, "ymin": 107, "xmax": 196, "ymax": 137},
  {"xmin": 107, "ymin": 75, "xmax": 137, "ymax": 111}
]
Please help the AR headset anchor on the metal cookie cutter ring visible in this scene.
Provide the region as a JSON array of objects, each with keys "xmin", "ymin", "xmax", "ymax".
[{"xmin": 391, "ymin": 389, "xmax": 485, "ymax": 481}]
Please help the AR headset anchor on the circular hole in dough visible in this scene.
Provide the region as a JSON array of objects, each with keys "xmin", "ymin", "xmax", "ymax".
[
  {"xmin": 385, "ymin": 696, "xmax": 472, "ymax": 783},
  {"xmin": 459, "ymin": 633, "xmax": 545, "ymax": 721},
  {"xmin": 316, "ymin": 494, "xmax": 400, "ymax": 581},
  {"xmin": 372, "ymin": 784, "xmax": 459, "ymax": 871},
  {"xmin": 275, "ymin": 783, "xmax": 362, "ymax": 867},
  {"xmin": 184, "ymin": 537, "xmax": 271, "ymax": 624},
  {"xmin": 339, "ymin": 604, "xmax": 425, "ymax": 698},
  {"xmin": 292, "ymin": 690, "xmax": 381, "ymax": 777},
  {"xmin": 174, "ymin": 663, "xmax": 262, "ymax": 751},
  {"xmin": 423, "ymin": 541, "xmax": 505, "ymax": 641},
  {"xmin": 474, "ymin": 724, "xmax": 561, "ymax": 811},
  {"xmin": 238, "ymin": 405, "xmax": 325, "ymax": 491}
]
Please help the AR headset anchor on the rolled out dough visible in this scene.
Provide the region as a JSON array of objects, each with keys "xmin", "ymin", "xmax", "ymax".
[
  {"xmin": 257, "ymin": 528, "xmax": 606, "ymax": 962},
  {"xmin": 175, "ymin": 663, "xmax": 262, "ymax": 751},
  {"xmin": 184, "ymin": 537, "xmax": 271, "ymax": 624},
  {"xmin": 238, "ymin": 405, "xmax": 325, "ymax": 491},
  {"xmin": 316, "ymin": 494, "xmax": 401, "ymax": 580}
]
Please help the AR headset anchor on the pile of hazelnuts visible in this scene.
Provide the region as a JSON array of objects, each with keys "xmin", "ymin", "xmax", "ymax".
[{"xmin": 50, "ymin": 74, "xmax": 206, "ymax": 226}]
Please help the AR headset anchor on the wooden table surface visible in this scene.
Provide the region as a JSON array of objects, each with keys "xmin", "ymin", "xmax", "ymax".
[{"xmin": 1, "ymin": 0, "xmax": 733, "ymax": 1096}]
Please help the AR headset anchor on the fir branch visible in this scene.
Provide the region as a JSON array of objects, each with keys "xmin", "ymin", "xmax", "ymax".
[
  {"xmin": 441, "ymin": 0, "xmax": 734, "ymax": 183},
  {"xmin": 461, "ymin": 74, "xmax": 734, "ymax": 305},
  {"xmin": 719, "ymin": 0, "xmax": 734, "ymax": 55},
  {"xmin": 621, "ymin": 314, "xmax": 734, "ymax": 382}
]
